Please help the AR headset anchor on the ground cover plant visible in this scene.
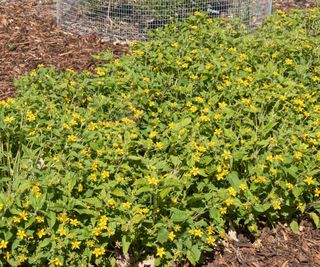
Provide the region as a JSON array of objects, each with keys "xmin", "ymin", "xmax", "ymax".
[{"xmin": 0, "ymin": 7, "xmax": 320, "ymax": 266}]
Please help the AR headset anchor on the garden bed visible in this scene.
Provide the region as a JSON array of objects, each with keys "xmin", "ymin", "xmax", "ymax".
[{"xmin": 0, "ymin": 1, "xmax": 319, "ymax": 266}]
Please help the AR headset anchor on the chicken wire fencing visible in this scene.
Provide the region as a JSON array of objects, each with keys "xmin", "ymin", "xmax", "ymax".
[{"xmin": 56, "ymin": 0, "xmax": 272, "ymax": 41}]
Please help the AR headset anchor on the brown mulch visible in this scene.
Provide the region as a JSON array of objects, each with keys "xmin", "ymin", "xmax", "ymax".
[
  {"xmin": 206, "ymin": 220, "xmax": 320, "ymax": 267},
  {"xmin": 0, "ymin": 0, "xmax": 127, "ymax": 100},
  {"xmin": 1, "ymin": 1, "xmax": 320, "ymax": 266}
]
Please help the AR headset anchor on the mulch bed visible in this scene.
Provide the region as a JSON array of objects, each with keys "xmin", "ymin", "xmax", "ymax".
[
  {"xmin": 0, "ymin": 0, "xmax": 127, "ymax": 100},
  {"xmin": 1, "ymin": 1, "xmax": 320, "ymax": 266}
]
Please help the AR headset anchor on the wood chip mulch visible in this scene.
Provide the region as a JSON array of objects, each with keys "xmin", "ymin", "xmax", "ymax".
[
  {"xmin": 205, "ymin": 220, "xmax": 320, "ymax": 267},
  {"xmin": 0, "ymin": 1, "xmax": 320, "ymax": 266},
  {"xmin": 0, "ymin": 0, "xmax": 127, "ymax": 100}
]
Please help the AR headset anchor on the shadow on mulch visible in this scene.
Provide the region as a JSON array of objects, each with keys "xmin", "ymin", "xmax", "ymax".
[
  {"xmin": 0, "ymin": 0, "xmax": 127, "ymax": 100},
  {"xmin": 202, "ymin": 220, "xmax": 320, "ymax": 267},
  {"xmin": 0, "ymin": 1, "xmax": 320, "ymax": 267}
]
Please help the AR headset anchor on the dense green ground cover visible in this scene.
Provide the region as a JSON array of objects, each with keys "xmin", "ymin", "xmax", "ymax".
[{"xmin": 0, "ymin": 8, "xmax": 319, "ymax": 266}]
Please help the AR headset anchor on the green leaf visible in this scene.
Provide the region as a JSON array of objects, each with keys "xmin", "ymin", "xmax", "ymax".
[
  {"xmin": 47, "ymin": 211, "xmax": 56, "ymax": 229},
  {"xmin": 171, "ymin": 208, "xmax": 190, "ymax": 222},
  {"xmin": 159, "ymin": 187, "xmax": 172, "ymax": 199},
  {"xmin": 253, "ymin": 203, "xmax": 271, "ymax": 213},
  {"xmin": 122, "ymin": 235, "xmax": 131, "ymax": 254},
  {"xmin": 309, "ymin": 212, "xmax": 320, "ymax": 228},
  {"xmin": 111, "ymin": 188, "xmax": 126, "ymax": 197},
  {"xmin": 290, "ymin": 220, "xmax": 299, "ymax": 234},
  {"xmin": 226, "ymin": 171, "xmax": 241, "ymax": 189},
  {"xmin": 157, "ymin": 228, "xmax": 169, "ymax": 244},
  {"xmin": 83, "ymin": 198, "xmax": 103, "ymax": 208},
  {"xmin": 170, "ymin": 155, "xmax": 181, "ymax": 166},
  {"xmin": 186, "ymin": 245, "xmax": 201, "ymax": 265}
]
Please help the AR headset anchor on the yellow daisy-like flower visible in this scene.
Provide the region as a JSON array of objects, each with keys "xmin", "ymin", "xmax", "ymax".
[
  {"xmin": 49, "ymin": 258, "xmax": 62, "ymax": 266},
  {"xmin": 239, "ymin": 183, "xmax": 247, "ymax": 191},
  {"xmin": 71, "ymin": 240, "xmax": 81, "ymax": 250},
  {"xmin": 228, "ymin": 187, "xmax": 237, "ymax": 197},
  {"xmin": 190, "ymin": 167, "xmax": 200, "ymax": 176},
  {"xmin": 225, "ymin": 198, "xmax": 234, "ymax": 206},
  {"xmin": 0, "ymin": 240, "xmax": 8, "ymax": 249},
  {"xmin": 26, "ymin": 111, "xmax": 36, "ymax": 122},
  {"xmin": 272, "ymin": 200, "xmax": 281, "ymax": 210},
  {"xmin": 156, "ymin": 247, "xmax": 165, "ymax": 258},
  {"xmin": 294, "ymin": 151, "xmax": 303, "ymax": 160},
  {"xmin": 147, "ymin": 177, "xmax": 158, "ymax": 186},
  {"xmin": 3, "ymin": 116, "xmax": 15, "ymax": 123},
  {"xmin": 194, "ymin": 229, "xmax": 203, "ymax": 237},
  {"xmin": 69, "ymin": 218, "xmax": 79, "ymax": 226},
  {"xmin": 17, "ymin": 229, "xmax": 27, "ymax": 240},
  {"xmin": 207, "ymin": 236, "xmax": 216, "ymax": 246},
  {"xmin": 168, "ymin": 231, "xmax": 176, "ymax": 241},
  {"xmin": 37, "ymin": 229, "xmax": 46, "ymax": 239},
  {"xmin": 93, "ymin": 247, "xmax": 105, "ymax": 257},
  {"xmin": 286, "ymin": 182, "xmax": 294, "ymax": 189},
  {"xmin": 304, "ymin": 176, "xmax": 315, "ymax": 186}
]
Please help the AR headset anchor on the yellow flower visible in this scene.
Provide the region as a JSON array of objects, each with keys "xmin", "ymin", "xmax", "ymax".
[
  {"xmin": 194, "ymin": 97, "xmax": 204, "ymax": 103},
  {"xmin": 0, "ymin": 240, "xmax": 8, "ymax": 249},
  {"xmin": 0, "ymin": 203, "xmax": 3, "ymax": 211},
  {"xmin": 37, "ymin": 229, "xmax": 46, "ymax": 239},
  {"xmin": 3, "ymin": 116, "xmax": 15, "ymax": 123},
  {"xmin": 225, "ymin": 198, "xmax": 234, "ymax": 206},
  {"xmin": 219, "ymin": 207, "xmax": 227, "ymax": 215},
  {"xmin": 228, "ymin": 187, "xmax": 237, "ymax": 197},
  {"xmin": 78, "ymin": 183, "xmax": 83, "ymax": 192},
  {"xmin": 57, "ymin": 227, "xmax": 67, "ymax": 236},
  {"xmin": 214, "ymin": 128, "xmax": 223, "ymax": 136},
  {"xmin": 147, "ymin": 177, "xmax": 158, "ymax": 186},
  {"xmin": 69, "ymin": 218, "xmax": 79, "ymax": 226},
  {"xmin": 272, "ymin": 200, "xmax": 281, "ymax": 210},
  {"xmin": 285, "ymin": 58, "xmax": 293, "ymax": 65},
  {"xmin": 18, "ymin": 255, "xmax": 27, "ymax": 263},
  {"xmin": 87, "ymin": 240, "xmax": 94, "ymax": 247},
  {"xmin": 93, "ymin": 247, "xmax": 105, "ymax": 257},
  {"xmin": 314, "ymin": 188, "xmax": 320, "ymax": 197},
  {"xmin": 266, "ymin": 155, "xmax": 273, "ymax": 162},
  {"xmin": 67, "ymin": 135, "xmax": 77, "ymax": 143},
  {"xmin": 108, "ymin": 198, "xmax": 116, "ymax": 208},
  {"xmin": 294, "ymin": 151, "xmax": 303, "ymax": 160},
  {"xmin": 19, "ymin": 211, "xmax": 28, "ymax": 221},
  {"xmin": 156, "ymin": 247, "xmax": 165, "ymax": 258},
  {"xmin": 89, "ymin": 173, "xmax": 97, "ymax": 182},
  {"xmin": 171, "ymin": 42, "xmax": 179, "ymax": 48},
  {"xmin": 304, "ymin": 176, "xmax": 315, "ymax": 186},
  {"xmin": 49, "ymin": 258, "xmax": 63, "ymax": 266},
  {"xmin": 218, "ymin": 101, "xmax": 228, "ymax": 108},
  {"xmin": 71, "ymin": 240, "xmax": 81, "ymax": 250},
  {"xmin": 190, "ymin": 167, "xmax": 200, "ymax": 176},
  {"xmin": 168, "ymin": 231, "xmax": 176, "ymax": 241},
  {"xmin": 190, "ymin": 105, "xmax": 198, "ymax": 112},
  {"xmin": 36, "ymin": 216, "xmax": 45, "ymax": 223},
  {"xmin": 149, "ymin": 130, "xmax": 158, "ymax": 139},
  {"xmin": 207, "ymin": 236, "xmax": 216, "ymax": 246},
  {"xmin": 222, "ymin": 150, "xmax": 232, "ymax": 160},
  {"xmin": 194, "ymin": 229, "xmax": 203, "ymax": 237},
  {"xmin": 122, "ymin": 202, "xmax": 132, "ymax": 209},
  {"xmin": 26, "ymin": 111, "xmax": 36, "ymax": 122},
  {"xmin": 239, "ymin": 183, "xmax": 247, "ymax": 191},
  {"xmin": 155, "ymin": 142, "xmax": 164, "ymax": 150},
  {"xmin": 286, "ymin": 182, "xmax": 294, "ymax": 189},
  {"xmin": 17, "ymin": 229, "xmax": 27, "ymax": 240}
]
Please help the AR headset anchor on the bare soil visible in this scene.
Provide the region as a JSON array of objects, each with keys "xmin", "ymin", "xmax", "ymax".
[{"xmin": 0, "ymin": 1, "xmax": 319, "ymax": 266}]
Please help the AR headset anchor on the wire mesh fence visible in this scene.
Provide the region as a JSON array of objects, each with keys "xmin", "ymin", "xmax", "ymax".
[{"xmin": 57, "ymin": 0, "xmax": 272, "ymax": 41}]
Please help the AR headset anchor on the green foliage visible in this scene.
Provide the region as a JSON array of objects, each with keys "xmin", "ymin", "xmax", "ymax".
[{"xmin": 0, "ymin": 8, "xmax": 320, "ymax": 266}]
